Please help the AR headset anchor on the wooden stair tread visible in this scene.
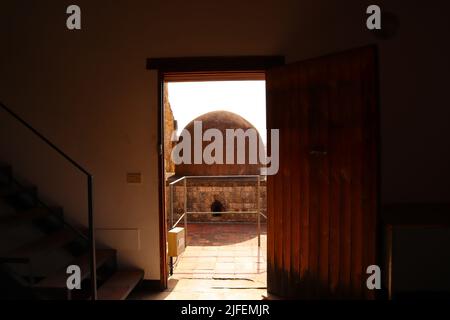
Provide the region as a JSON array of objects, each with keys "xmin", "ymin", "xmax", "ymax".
[
  {"xmin": 0, "ymin": 185, "xmax": 35, "ymax": 197},
  {"xmin": 0, "ymin": 165, "xmax": 11, "ymax": 175},
  {"xmin": 1, "ymin": 229, "xmax": 76, "ymax": 262},
  {"xmin": 0, "ymin": 165, "xmax": 11, "ymax": 183},
  {"xmin": 97, "ymin": 270, "xmax": 144, "ymax": 300},
  {"xmin": 0, "ymin": 207, "xmax": 61, "ymax": 228},
  {"xmin": 0, "ymin": 185, "xmax": 16, "ymax": 197},
  {"xmin": 35, "ymin": 249, "xmax": 116, "ymax": 288}
]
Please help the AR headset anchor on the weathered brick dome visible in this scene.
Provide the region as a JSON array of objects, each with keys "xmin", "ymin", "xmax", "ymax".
[{"xmin": 175, "ymin": 111, "xmax": 262, "ymax": 176}]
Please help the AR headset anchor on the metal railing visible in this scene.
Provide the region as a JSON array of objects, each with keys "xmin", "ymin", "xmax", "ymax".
[
  {"xmin": 0, "ymin": 102, "xmax": 97, "ymax": 300},
  {"xmin": 168, "ymin": 175, "xmax": 267, "ymax": 247}
]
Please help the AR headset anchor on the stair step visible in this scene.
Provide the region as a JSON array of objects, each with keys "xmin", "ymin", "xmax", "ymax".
[
  {"xmin": 0, "ymin": 207, "xmax": 62, "ymax": 228},
  {"xmin": 0, "ymin": 185, "xmax": 37, "ymax": 207},
  {"xmin": 34, "ymin": 249, "xmax": 116, "ymax": 289},
  {"xmin": 0, "ymin": 229, "xmax": 77, "ymax": 263},
  {"xmin": 0, "ymin": 165, "xmax": 12, "ymax": 185},
  {"xmin": 97, "ymin": 270, "xmax": 144, "ymax": 300},
  {"xmin": 0, "ymin": 185, "xmax": 32, "ymax": 196}
]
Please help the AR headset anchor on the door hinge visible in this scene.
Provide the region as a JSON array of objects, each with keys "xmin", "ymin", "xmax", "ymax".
[{"xmin": 159, "ymin": 144, "xmax": 163, "ymax": 156}]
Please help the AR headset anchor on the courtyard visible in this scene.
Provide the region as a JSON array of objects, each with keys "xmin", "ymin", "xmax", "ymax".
[{"xmin": 131, "ymin": 223, "xmax": 267, "ymax": 300}]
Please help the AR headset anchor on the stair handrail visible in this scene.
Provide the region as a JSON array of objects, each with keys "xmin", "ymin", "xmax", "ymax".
[{"xmin": 0, "ymin": 102, "xmax": 97, "ymax": 300}]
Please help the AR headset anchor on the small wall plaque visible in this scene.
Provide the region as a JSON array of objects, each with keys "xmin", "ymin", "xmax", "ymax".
[{"xmin": 127, "ymin": 172, "xmax": 142, "ymax": 184}]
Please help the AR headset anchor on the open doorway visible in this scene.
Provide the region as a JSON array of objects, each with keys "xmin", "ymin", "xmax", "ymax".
[
  {"xmin": 162, "ymin": 78, "xmax": 268, "ymax": 299},
  {"xmin": 150, "ymin": 49, "xmax": 378, "ymax": 299}
]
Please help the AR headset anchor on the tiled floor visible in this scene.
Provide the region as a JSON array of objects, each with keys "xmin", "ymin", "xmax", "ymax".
[{"xmin": 131, "ymin": 223, "xmax": 267, "ymax": 300}]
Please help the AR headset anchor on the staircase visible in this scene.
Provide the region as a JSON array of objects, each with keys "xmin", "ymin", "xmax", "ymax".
[{"xmin": 0, "ymin": 164, "xmax": 144, "ymax": 300}]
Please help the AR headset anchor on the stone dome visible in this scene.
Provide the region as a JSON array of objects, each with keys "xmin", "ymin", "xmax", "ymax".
[{"xmin": 175, "ymin": 111, "xmax": 262, "ymax": 176}]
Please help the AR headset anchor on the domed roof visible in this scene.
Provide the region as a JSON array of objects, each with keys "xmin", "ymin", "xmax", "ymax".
[{"xmin": 175, "ymin": 111, "xmax": 262, "ymax": 176}]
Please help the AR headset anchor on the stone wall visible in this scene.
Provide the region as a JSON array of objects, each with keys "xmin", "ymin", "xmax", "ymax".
[
  {"xmin": 164, "ymin": 85, "xmax": 176, "ymax": 174},
  {"xmin": 166, "ymin": 179, "xmax": 267, "ymax": 225}
]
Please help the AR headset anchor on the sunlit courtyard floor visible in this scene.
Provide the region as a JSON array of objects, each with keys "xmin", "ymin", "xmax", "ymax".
[{"xmin": 130, "ymin": 223, "xmax": 267, "ymax": 300}]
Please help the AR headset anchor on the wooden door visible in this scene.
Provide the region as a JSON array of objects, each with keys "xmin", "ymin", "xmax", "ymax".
[{"xmin": 266, "ymin": 46, "xmax": 378, "ymax": 299}]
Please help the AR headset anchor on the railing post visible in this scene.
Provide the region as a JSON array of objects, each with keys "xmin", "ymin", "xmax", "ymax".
[
  {"xmin": 184, "ymin": 178, "xmax": 188, "ymax": 246},
  {"xmin": 257, "ymin": 175, "xmax": 261, "ymax": 247},
  {"xmin": 88, "ymin": 175, "xmax": 97, "ymax": 300}
]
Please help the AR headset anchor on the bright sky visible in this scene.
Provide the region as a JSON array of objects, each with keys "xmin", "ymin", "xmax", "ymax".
[{"xmin": 167, "ymin": 81, "xmax": 266, "ymax": 143}]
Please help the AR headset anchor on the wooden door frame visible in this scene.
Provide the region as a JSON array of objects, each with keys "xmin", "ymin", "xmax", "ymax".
[{"xmin": 146, "ymin": 56, "xmax": 285, "ymax": 290}]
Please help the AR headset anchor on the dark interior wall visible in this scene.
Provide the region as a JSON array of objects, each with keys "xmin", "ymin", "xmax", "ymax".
[
  {"xmin": 376, "ymin": 2, "xmax": 450, "ymax": 203},
  {"xmin": 393, "ymin": 227, "xmax": 450, "ymax": 294},
  {"xmin": 1, "ymin": 0, "xmax": 449, "ymax": 280}
]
